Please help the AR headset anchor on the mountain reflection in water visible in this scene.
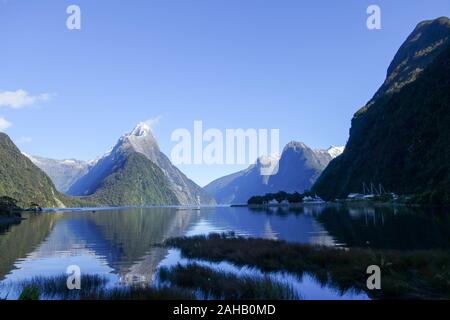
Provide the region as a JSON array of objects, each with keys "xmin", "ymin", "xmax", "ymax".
[{"xmin": 0, "ymin": 205, "xmax": 448, "ymax": 298}]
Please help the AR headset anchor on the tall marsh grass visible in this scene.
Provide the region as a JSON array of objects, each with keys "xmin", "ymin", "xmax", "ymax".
[
  {"xmin": 12, "ymin": 274, "xmax": 194, "ymax": 300},
  {"xmin": 159, "ymin": 263, "xmax": 300, "ymax": 300},
  {"xmin": 165, "ymin": 233, "xmax": 450, "ymax": 299}
]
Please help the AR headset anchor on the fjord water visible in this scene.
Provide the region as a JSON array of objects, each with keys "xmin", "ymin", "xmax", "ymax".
[{"xmin": 0, "ymin": 205, "xmax": 449, "ymax": 299}]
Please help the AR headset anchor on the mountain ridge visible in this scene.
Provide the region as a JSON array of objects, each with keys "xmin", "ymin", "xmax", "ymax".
[
  {"xmin": 313, "ymin": 17, "xmax": 450, "ymax": 203},
  {"xmin": 68, "ymin": 122, "xmax": 215, "ymax": 205},
  {"xmin": 0, "ymin": 133, "xmax": 67, "ymax": 208},
  {"xmin": 23, "ymin": 153, "xmax": 92, "ymax": 193},
  {"xmin": 204, "ymin": 142, "xmax": 343, "ymax": 204}
]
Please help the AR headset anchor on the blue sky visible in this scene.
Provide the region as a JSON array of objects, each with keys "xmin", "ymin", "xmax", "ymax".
[{"xmin": 1, "ymin": 0, "xmax": 449, "ymax": 186}]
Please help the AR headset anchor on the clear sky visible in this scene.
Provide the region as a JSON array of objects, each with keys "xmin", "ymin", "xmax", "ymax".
[{"xmin": 1, "ymin": 0, "xmax": 449, "ymax": 186}]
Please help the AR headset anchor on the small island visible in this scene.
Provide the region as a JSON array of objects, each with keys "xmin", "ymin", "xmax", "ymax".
[{"xmin": 244, "ymin": 191, "xmax": 323, "ymax": 207}]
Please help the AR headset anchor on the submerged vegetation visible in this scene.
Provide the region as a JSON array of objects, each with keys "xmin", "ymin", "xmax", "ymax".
[
  {"xmin": 8, "ymin": 274, "xmax": 194, "ymax": 300},
  {"xmin": 165, "ymin": 233, "xmax": 450, "ymax": 300},
  {"xmin": 159, "ymin": 263, "xmax": 299, "ymax": 300},
  {"xmin": 5, "ymin": 265, "xmax": 299, "ymax": 300}
]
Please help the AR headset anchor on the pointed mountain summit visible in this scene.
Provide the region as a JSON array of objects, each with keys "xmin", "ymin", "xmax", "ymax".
[
  {"xmin": 313, "ymin": 17, "xmax": 450, "ymax": 203},
  {"xmin": 204, "ymin": 141, "xmax": 342, "ymax": 204},
  {"xmin": 68, "ymin": 122, "xmax": 214, "ymax": 205}
]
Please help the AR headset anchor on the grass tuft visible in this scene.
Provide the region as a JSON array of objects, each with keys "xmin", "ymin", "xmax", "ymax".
[
  {"xmin": 159, "ymin": 263, "xmax": 299, "ymax": 300},
  {"xmin": 165, "ymin": 233, "xmax": 450, "ymax": 299},
  {"xmin": 13, "ymin": 274, "xmax": 195, "ymax": 300}
]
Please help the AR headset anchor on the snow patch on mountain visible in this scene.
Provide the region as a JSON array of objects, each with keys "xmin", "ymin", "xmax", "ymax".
[
  {"xmin": 23, "ymin": 153, "xmax": 92, "ymax": 193},
  {"xmin": 130, "ymin": 122, "xmax": 152, "ymax": 137},
  {"xmin": 67, "ymin": 121, "xmax": 214, "ymax": 205},
  {"xmin": 205, "ymin": 140, "xmax": 339, "ymax": 204},
  {"xmin": 326, "ymin": 146, "xmax": 345, "ymax": 158}
]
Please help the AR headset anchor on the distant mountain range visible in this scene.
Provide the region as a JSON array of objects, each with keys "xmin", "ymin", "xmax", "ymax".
[
  {"xmin": 22, "ymin": 154, "xmax": 93, "ymax": 193},
  {"xmin": 0, "ymin": 133, "xmax": 84, "ymax": 208},
  {"xmin": 23, "ymin": 123, "xmax": 215, "ymax": 206},
  {"xmin": 24, "ymin": 128, "xmax": 342, "ymax": 206},
  {"xmin": 4, "ymin": 17, "xmax": 449, "ymax": 208},
  {"xmin": 204, "ymin": 142, "xmax": 343, "ymax": 204},
  {"xmin": 65, "ymin": 123, "xmax": 214, "ymax": 206},
  {"xmin": 313, "ymin": 17, "xmax": 450, "ymax": 204}
]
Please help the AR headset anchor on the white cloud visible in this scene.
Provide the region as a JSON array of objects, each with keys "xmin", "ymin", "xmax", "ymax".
[
  {"xmin": 0, "ymin": 89, "xmax": 51, "ymax": 109},
  {"xmin": 144, "ymin": 116, "xmax": 162, "ymax": 130},
  {"xmin": 0, "ymin": 117, "xmax": 12, "ymax": 131}
]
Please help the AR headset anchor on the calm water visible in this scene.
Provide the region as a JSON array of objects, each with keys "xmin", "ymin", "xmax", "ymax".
[{"xmin": 0, "ymin": 204, "xmax": 449, "ymax": 299}]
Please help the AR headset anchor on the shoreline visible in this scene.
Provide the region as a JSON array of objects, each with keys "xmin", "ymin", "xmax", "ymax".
[
  {"xmin": 13, "ymin": 201, "xmax": 450, "ymax": 214},
  {"xmin": 40, "ymin": 204, "xmax": 229, "ymax": 213},
  {"xmin": 0, "ymin": 215, "xmax": 23, "ymax": 226},
  {"xmin": 233, "ymin": 201, "xmax": 450, "ymax": 209}
]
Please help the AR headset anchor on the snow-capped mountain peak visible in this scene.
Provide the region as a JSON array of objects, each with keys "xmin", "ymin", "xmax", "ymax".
[
  {"xmin": 68, "ymin": 121, "xmax": 214, "ymax": 205},
  {"xmin": 129, "ymin": 122, "xmax": 151, "ymax": 137},
  {"xmin": 326, "ymin": 146, "xmax": 345, "ymax": 158},
  {"xmin": 119, "ymin": 122, "xmax": 160, "ymax": 162},
  {"xmin": 283, "ymin": 141, "xmax": 308, "ymax": 152}
]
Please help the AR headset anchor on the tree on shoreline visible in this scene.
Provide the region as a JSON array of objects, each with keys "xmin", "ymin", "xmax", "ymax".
[
  {"xmin": 0, "ymin": 196, "xmax": 22, "ymax": 216},
  {"xmin": 247, "ymin": 192, "xmax": 305, "ymax": 205}
]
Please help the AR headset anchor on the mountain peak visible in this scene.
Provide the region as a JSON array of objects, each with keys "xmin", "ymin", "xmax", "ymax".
[
  {"xmin": 284, "ymin": 141, "xmax": 308, "ymax": 152},
  {"xmin": 354, "ymin": 16, "xmax": 450, "ymax": 118},
  {"xmin": 377, "ymin": 16, "xmax": 450, "ymax": 99},
  {"xmin": 416, "ymin": 16, "xmax": 450, "ymax": 29},
  {"xmin": 129, "ymin": 122, "xmax": 152, "ymax": 137},
  {"xmin": 205, "ymin": 140, "xmax": 337, "ymax": 204},
  {"xmin": 68, "ymin": 121, "xmax": 215, "ymax": 205},
  {"xmin": 313, "ymin": 18, "xmax": 450, "ymax": 201},
  {"xmin": 112, "ymin": 122, "xmax": 161, "ymax": 165}
]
